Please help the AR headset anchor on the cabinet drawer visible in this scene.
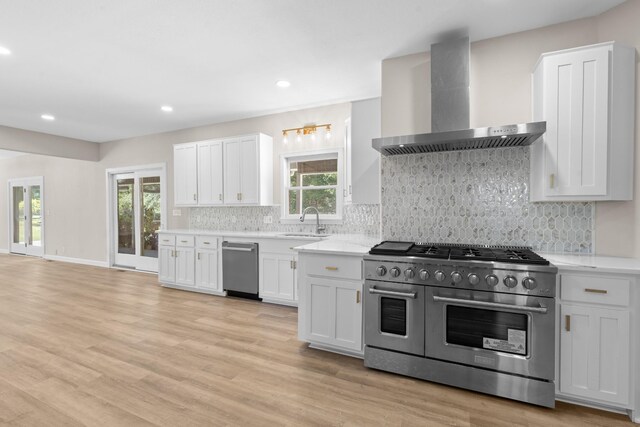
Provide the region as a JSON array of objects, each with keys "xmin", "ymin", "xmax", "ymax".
[
  {"xmin": 158, "ymin": 234, "xmax": 176, "ymax": 246},
  {"xmin": 306, "ymin": 254, "xmax": 362, "ymax": 281},
  {"xmin": 261, "ymin": 239, "xmax": 318, "ymax": 254},
  {"xmin": 561, "ymin": 274, "xmax": 630, "ymax": 307},
  {"xmin": 196, "ymin": 236, "xmax": 218, "ymax": 249},
  {"xmin": 176, "ymin": 235, "xmax": 195, "ymax": 247}
]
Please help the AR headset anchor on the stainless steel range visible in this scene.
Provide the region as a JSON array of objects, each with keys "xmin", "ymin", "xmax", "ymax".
[{"xmin": 363, "ymin": 241, "xmax": 558, "ymax": 408}]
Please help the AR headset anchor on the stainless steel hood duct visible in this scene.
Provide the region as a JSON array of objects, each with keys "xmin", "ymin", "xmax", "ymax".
[{"xmin": 373, "ymin": 37, "xmax": 545, "ymax": 155}]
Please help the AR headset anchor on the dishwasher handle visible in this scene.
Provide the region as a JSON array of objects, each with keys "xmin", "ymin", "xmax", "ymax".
[{"xmin": 223, "ymin": 246, "xmax": 254, "ymax": 252}]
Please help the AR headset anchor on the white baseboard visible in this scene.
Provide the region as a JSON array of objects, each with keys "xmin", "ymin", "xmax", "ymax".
[
  {"xmin": 43, "ymin": 254, "xmax": 109, "ymax": 268},
  {"xmin": 0, "ymin": 248, "xmax": 9, "ymax": 254}
]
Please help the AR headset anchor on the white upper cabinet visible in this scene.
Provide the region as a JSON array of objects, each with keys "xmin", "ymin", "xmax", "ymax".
[
  {"xmin": 346, "ymin": 98, "xmax": 381, "ymax": 205},
  {"xmin": 223, "ymin": 134, "xmax": 272, "ymax": 205},
  {"xmin": 530, "ymin": 42, "xmax": 635, "ymax": 202},
  {"xmin": 197, "ymin": 140, "xmax": 224, "ymax": 205},
  {"xmin": 174, "ymin": 133, "xmax": 273, "ymax": 207},
  {"xmin": 174, "ymin": 143, "xmax": 198, "ymax": 205}
]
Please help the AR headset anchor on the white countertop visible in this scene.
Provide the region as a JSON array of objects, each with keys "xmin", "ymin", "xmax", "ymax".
[
  {"xmin": 541, "ymin": 252, "xmax": 640, "ymax": 275},
  {"xmin": 158, "ymin": 229, "xmax": 329, "ymax": 241},
  {"xmin": 293, "ymin": 235, "xmax": 381, "ymax": 256}
]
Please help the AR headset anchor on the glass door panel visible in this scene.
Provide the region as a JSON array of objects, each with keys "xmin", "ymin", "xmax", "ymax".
[
  {"xmin": 141, "ymin": 176, "xmax": 161, "ymax": 258},
  {"xmin": 117, "ymin": 178, "xmax": 136, "ymax": 255},
  {"xmin": 12, "ymin": 186, "xmax": 25, "ymax": 246},
  {"xmin": 30, "ymin": 185, "xmax": 42, "ymax": 247}
]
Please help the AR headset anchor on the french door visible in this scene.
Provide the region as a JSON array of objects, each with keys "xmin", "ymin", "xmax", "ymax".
[
  {"xmin": 111, "ymin": 168, "xmax": 165, "ymax": 272},
  {"xmin": 9, "ymin": 177, "xmax": 44, "ymax": 257}
]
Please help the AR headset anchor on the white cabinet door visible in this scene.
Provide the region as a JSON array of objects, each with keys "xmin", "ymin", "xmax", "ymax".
[
  {"xmin": 174, "ymin": 144, "xmax": 198, "ymax": 205},
  {"xmin": 195, "ymin": 249, "xmax": 219, "ymax": 291},
  {"xmin": 560, "ymin": 304, "xmax": 630, "ymax": 405},
  {"xmin": 175, "ymin": 247, "xmax": 195, "ymax": 287},
  {"xmin": 158, "ymin": 246, "xmax": 175, "ymax": 283},
  {"xmin": 239, "ymin": 135, "xmax": 259, "ymax": 204},
  {"xmin": 260, "ymin": 253, "xmax": 295, "ymax": 301},
  {"xmin": 304, "ymin": 276, "xmax": 362, "ymax": 351},
  {"xmin": 543, "ymin": 47, "xmax": 609, "ymax": 197},
  {"xmin": 197, "ymin": 141, "xmax": 224, "ymax": 205},
  {"xmin": 223, "ymin": 138, "xmax": 241, "ymax": 203}
]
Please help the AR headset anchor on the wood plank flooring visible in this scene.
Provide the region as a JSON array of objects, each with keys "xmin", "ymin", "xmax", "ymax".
[{"xmin": 0, "ymin": 254, "xmax": 634, "ymax": 426}]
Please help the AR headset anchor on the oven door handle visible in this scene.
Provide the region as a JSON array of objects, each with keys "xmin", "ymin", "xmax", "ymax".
[
  {"xmin": 432, "ymin": 295, "xmax": 548, "ymax": 314},
  {"xmin": 368, "ymin": 287, "xmax": 417, "ymax": 299}
]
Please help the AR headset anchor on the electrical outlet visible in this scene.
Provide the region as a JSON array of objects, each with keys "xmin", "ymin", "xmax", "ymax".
[
  {"xmin": 263, "ymin": 215, "xmax": 273, "ymax": 224},
  {"xmin": 173, "ymin": 209, "xmax": 182, "ymax": 216}
]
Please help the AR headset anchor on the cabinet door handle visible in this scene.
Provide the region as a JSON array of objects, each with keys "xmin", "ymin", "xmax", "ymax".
[
  {"xmin": 293, "ymin": 261, "xmax": 297, "ymax": 269},
  {"xmin": 197, "ymin": 253, "xmax": 201, "ymax": 261},
  {"xmin": 193, "ymin": 194, "xmax": 197, "ymax": 201},
  {"xmin": 565, "ymin": 315, "xmax": 571, "ymax": 332},
  {"xmin": 219, "ymin": 194, "xmax": 222, "ymax": 201},
  {"xmin": 585, "ymin": 288, "xmax": 608, "ymax": 294},
  {"xmin": 290, "ymin": 260, "xmax": 294, "ymax": 269},
  {"xmin": 349, "ymin": 185, "xmax": 352, "ymax": 195},
  {"xmin": 549, "ymin": 174, "xmax": 555, "ymax": 189},
  {"xmin": 356, "ymin": 290, "xmax": 361, "ymax": 304},
  {"xmin": 239, "ymin": 192, "xmax": 243, "ymax": 201},
  {"xmin": 325, "ymin": 266, "xmax": 338, "ymax": 271}
]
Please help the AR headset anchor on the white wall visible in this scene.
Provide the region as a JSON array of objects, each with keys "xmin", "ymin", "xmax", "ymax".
[
  {"xmin": 0, "ymin": 102, "xmax": 352, "ymax": 262},
  {"xmin": 381, "ymin": 1, "xmax": 640, "ymax": 258},
  {"xmin": 351, "ymin": 98, "xmax": 381, "ymax": 204},
  {"xmin": 0, "ymin": 125, "xmax": 99, "ymax": 161}
]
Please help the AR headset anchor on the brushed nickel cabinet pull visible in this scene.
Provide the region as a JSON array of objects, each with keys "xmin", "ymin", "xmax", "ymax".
[
  {"xmin": 585, "ymin": 288, "xmax": 608, "ymax": 294},
  {"xmin": 356, "ymin": 290, "xmax": 361, "ymax": 304},
  {"xmin": 325, "ymin": 266, "xmax": 338, "ymax": 271},
  {"xmin": 565, "ymin": 315, "xmax": 571, "ymax": 332}
]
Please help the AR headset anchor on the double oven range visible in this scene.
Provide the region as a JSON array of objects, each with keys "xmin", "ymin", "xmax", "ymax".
[{"xmin": 364, "ymin": 241, "xmax": 558, "ymax": 408}]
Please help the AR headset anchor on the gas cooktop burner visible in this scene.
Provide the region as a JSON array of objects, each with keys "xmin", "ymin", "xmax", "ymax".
[{"xmin": 369, "ymin": 241, "xmax": 550, "ymax": 266}]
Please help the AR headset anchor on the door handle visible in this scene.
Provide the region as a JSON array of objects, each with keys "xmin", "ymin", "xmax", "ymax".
[
  {"xmin": 565, "ymin": 315, "xmax": 571, "ymax": 332},
  {"xmin": 550, "ymin": 173, "xmax": 555, "ymax": 189},
  {"xmin": 222, "ymin": 246, "xmax": 254, "ymax": 252},
  {"xmin": 369, "ymin": 287, "xmax": 417, "ymax": 299},
  {"xmin": 356, "ymin": 290, "xmax": 361, "ymax": 304},
  {"xmin": 432, "ymin": 295, "xmax": 548, "ymax": 313}
]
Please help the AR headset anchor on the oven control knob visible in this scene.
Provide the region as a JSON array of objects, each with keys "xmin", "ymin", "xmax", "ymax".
[
  {"xmin": 522, "ymin": 277, "xmax": 537, "ymax": 290},
  {"xmin": 468, "ymin": 273, "xmax": 480, "ymax": 285},
  {"xmin": 504, "ymin": 275, "xmax": 518, "ymax": 288},
  {"xmin": 376, "ymin": 266, "xmax": 387, "ymax": 277},
  {"xmin": 435, "ymin": 270, "xmax": 446, "ymax": 282},
  {"xmin": 419, "ymin": 269, "xmax": 430, "ymax": 280},
  {"xmin": 404, "ymin": 268, "xmax": 415, "ymax": 279},
  {"xmin": 451, "ymin": 272, "xmax": 462, "ymax": 284},
  {"xmin": 485, "ymin": 274, "xmax": 499, "ymax": 287},
  {"xmin": 390, "ymin": 267, "xmax": 401, "ymax": 278}
]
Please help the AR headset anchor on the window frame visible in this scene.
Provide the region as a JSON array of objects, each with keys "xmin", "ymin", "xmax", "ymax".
[{"xmin": 280, "ymin": 149, "xmax": 343, "ymax": 224}]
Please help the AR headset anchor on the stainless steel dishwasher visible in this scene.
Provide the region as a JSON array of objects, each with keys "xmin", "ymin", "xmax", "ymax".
[{"xmin": 222, "ymin": 241, "xmax": 259, "ymax": 299}]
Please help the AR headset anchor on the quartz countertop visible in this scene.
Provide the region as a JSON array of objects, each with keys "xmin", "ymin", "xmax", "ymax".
[
  {"xmin": 541, "ymin": 252, "xmax": 640, "ymax": 275},
  {"xmin": 158, "ymin": 229, "xmax": 328, "ymax": 241}
]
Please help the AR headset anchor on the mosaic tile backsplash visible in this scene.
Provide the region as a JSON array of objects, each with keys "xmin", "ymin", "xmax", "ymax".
[
  {"xmin": 381, "ymin": 147, "xmax": 594, "ymax": 253},
  {"xmin": 189, "ymin": 204, "xmax": 380, "ymax": 237}
]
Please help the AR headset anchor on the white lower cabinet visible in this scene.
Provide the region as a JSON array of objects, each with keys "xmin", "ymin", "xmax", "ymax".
[
  {"xmin": 259, "ymin": 252, "xmax": 296, "ymax": 305},
  {"xmin": 158, "ymin": 233, "xmax": 223, "ymax": 296},
  {"xmin": 195, "ymin": 249, "xmax": 220, "ymax": 292},
  {"xmin": 298, "ymin": 252, "xmax": 363, "ymax": 356},
  {"xmin": 557, "ymin": 271, "xmax": 636, "ymax": 418}
]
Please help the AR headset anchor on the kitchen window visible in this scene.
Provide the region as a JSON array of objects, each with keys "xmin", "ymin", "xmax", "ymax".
[{"xmin": 281, "ymin": 150, "xmax": 343, "ymax": 222}]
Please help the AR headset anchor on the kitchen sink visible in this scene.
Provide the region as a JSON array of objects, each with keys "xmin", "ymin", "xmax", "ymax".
[{"xmin": 280, "ymin": 233, "xmax": 330, "ymax": 238}]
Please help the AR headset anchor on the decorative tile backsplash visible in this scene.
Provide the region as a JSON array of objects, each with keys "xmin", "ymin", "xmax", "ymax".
[
  {"xmin": 381, "ymin": 147, "xmax": 594, "ymax": 253},
  {"xmin": 189, "ymin": 204, "xmax": 380, "ymax": 237}
]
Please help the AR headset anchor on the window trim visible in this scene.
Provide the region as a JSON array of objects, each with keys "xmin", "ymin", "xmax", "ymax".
[{"xmin": 280, "ymin": 149, "xmax": 343, "ymax": 224}]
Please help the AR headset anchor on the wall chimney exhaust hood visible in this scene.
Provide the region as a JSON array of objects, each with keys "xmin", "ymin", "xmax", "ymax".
[{"xmin": 373, "ymin": 37, "xmax": 545, "ymax": 156}]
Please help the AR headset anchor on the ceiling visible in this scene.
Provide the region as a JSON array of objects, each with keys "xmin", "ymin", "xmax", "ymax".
[{"xmin": 0, "ymin": 0, "xmax": 625, "ymax": 143}]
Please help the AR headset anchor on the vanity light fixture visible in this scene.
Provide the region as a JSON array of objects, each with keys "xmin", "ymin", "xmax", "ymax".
[{"xmin": 282, "ymin": 123, "xmax": 332, "ymax": 144}]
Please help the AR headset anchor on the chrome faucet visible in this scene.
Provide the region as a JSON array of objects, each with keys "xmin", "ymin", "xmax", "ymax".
[{"xmin": 300, "ymin": 206, "xmax": 326, "ymax": 235}]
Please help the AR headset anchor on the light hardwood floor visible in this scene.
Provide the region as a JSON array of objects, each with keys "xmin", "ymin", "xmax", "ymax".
[{"xmin": 0, "ymin": 254, "xmax": 634, "ymax": 426}]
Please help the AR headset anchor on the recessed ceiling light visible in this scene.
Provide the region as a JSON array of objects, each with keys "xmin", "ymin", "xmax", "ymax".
[
  {"xmin": 41, "ymin": 114, "xmax": 55, "ymax": 121},
  {"xmin": 161, "ymin": 105, "xmax": 173, "ymax": 113},
  {"xmin": 0, "ymin": 46, "xmax": 11, "ymax": 55},
  {"xmin": 276, "ymin": 80, "xmax": 291, "ymax": 88}
]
